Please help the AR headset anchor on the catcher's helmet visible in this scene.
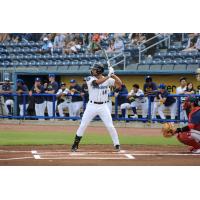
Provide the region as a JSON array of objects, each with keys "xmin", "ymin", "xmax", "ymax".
[{"xmin": 90, "ymin": 63, "xmax": 104, "ymax": 75}]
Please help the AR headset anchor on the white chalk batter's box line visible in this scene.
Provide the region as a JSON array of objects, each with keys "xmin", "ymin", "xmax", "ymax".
[
  {"xmin": 31, "ymin": 150, "xmax": 200, "ymax": 160},
  {"xmin": 32, "ymin": 150, "xmax": 135, "ymax": 160},
  {"xmin": 0, "ymin": 149, "xmax": 200, "ymax": 161}
]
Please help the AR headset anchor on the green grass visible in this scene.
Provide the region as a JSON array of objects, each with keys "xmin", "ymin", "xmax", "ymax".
[{"xmin": 0, "ymin": 130, "xmax": 181, "ymax": 146}]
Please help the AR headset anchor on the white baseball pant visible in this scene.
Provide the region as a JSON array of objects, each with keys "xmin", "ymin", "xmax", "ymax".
[
  {"xmin": 19, "ymin": 104, "xmax": 29, "ymax": 116},
  {"xmin": 5, "ymin": 99, "xmax": 14, "ymax": 115},
  {"xmin": 190, "ymin": 129, "xmax": 200, "ymax": 142},
  {"xmin": 107, "ymin": 100, "xmax": 112, "ymax": 114},
  {"xmin": 46, "ymin": 101, "xmax": 57, "ymax": 118},
  {"xmin": 71, "ymin": 101, "xmax": 83, "ymax": 117},
  {"xmin": 157, "ymin": 102, "xmax": 177, "ymax": 120},
  {"xmin": 131, "ymin": 100, "xmax": 148, "ymax": 118},
  {"xmin": 58, "ymin": 101, "xmax": 73, "ymax": 117},
  {"xmin": 76, "ymin": 102, "xmax": 120, "ymax": 146},
  {"xmin": 120, "ymin": 103, "xmax": 131, "ymax": 118},
  {"xmin": 35, "ymin": 102, "xmax": 46, "ymax": 120}
]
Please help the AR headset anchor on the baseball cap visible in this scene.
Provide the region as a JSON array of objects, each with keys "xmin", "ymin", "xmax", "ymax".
[
  {"xmin": 159, "ymin": 84, "xmax": 166, "ymax": 89},
  {"xmin": 35, "ymin": 77, "xmax": 41, "ymax": 82},
  {"xmin": 60, "ymin": 82, "xmax": 66, "ymax": 86},
  {"xmin": 4, "ymin": 77, "xmax": 10, "ymax": 81},
  {"xmin": 43, "ymin": 37, "xmax": 48, "ymax": 41},
  {"xmin": 70, "ymin": 79, "xmax": 76, "ymax": 83},
  {"xmin": 49, "ymin": 74, "xmax": 55, "ymax": 78},
  {"xmin": 17, "ymin": 79, "xmax": 24, "ymax": 84},
  {"xmin": 145, "ymin": 76, "xmax": 152, "ymax": 82}
]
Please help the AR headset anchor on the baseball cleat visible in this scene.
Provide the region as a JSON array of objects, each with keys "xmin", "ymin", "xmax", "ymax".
[
  {"xmin": 71, "ymin": 135, "xmax": 82, "ymax": 152},
  {"xmin": 71, "ymin": 144, "xmax": 78, "ymax": 152},
  {"xmin": 115, "ymin": 145, "xmax": 121, "ymax": 152},
  {"xmin": 191, "ymin": 148, "xmax": 200, "ymax": 154},
  {"xmin": 130, "ymin": 114, "xmax": 138, "ymax": 119}
]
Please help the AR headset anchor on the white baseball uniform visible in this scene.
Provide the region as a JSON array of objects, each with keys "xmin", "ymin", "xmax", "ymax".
[
  {"xmin": 176, "ymin": 86, "xmax": 187, "ymax": 124},
  {"xmin": 76, "ymin": 76, "xmax": 120, "ymax": 146},
  {"xmin": 107, "ymin": 87, "xmax": 112, "ymax": 114},
  {"xmin": 128, "ymin": 89, "xmax": 148, "ymax": 118},
  {"xmin": 57, "ymin": 88, "xmax": 73, "ymax": 117}
]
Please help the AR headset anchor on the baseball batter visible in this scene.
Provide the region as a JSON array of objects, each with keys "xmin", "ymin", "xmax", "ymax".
[{"xmin": 71, "ymin": 64, "xmax": 122, "ymax": 152}]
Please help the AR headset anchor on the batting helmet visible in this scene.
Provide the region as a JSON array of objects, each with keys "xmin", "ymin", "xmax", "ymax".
[{"xmin": 90, "ymin": 63, "xmax": 104, "ymax": 75}]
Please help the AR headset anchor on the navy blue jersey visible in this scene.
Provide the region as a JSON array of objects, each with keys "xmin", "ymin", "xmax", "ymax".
[
  {"xmin": 45, "ymin": 81, "xmax": 58, "ymax": 102},
  {"xmin": 156, "ymin": 90, "xmax": 176, "ymax": 107},
  {"xmin": 143, "ymin": 82, "xmax": 158, "ymax": 102},
  {"xmin": 1, "ymin": 83, "xmax": 13, "ymax": 100},
  {"xmin": 70, "ymin": 84, "xmax": 83, "ymax": 102},
  {"xmin": 114, "ymin": 85, "xmax": 128, "ymax": 106},
  {"xmin": 30, "ymin": 85, "xmax": 45, "ymax": 104},
  {"xmin": 17, "ymin": 85, "xmax": 29, "ymax": 105}
]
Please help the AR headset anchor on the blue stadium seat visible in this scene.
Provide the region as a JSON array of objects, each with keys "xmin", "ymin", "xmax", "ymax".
[
  {"xmin": 137, "ymin": 64, "xmax": 150, "ymax": 71},
  {"xmin": 174, "ymin": 64, "xmax": 187, "ymax": 71},
  {"xmin": 163, "ymin": 58, "xmax": 173, "ymax": 64},
  {"xmin": 150, "ymin": 64, "xmax": 162, "ymax": 70},
  {"xmin": 162, "ymin": 64, "xmax": 174, "ymax": 71},
  {"xmin": 187, "ymin": 64, "xmax": 199, "ymax": 71},
  {"xmin": 184, "ymin": 58, "xmax": 195, "ymax": 64},
  {"xmin": 173, "ymin": 58, "xmax": 184, "ymax": 64}
]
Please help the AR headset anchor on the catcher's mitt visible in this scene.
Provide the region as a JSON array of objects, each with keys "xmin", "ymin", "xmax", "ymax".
[{"xmin": 161, "ymin": 123, "xmax": 176, "ymax": 138}]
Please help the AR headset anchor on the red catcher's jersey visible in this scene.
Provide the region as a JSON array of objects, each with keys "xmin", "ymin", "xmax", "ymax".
[{"xmin": 188, "ymin": 107, "xmax": 200, "ymax": 131}]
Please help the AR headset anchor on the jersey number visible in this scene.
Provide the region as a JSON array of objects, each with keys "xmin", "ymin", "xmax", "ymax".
[{"xmin": 102, "ymin": 90, "xmax": 107, "ymax": 95}]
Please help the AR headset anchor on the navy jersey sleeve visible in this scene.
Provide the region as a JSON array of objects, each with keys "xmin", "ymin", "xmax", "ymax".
[{"xmin": 52, "ymin": 82, "xmax": 58, "ymax": 93}]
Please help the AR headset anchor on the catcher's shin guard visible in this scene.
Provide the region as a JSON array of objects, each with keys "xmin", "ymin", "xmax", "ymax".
[
  {"xmin": 71, "ymin": 135, "xmax": 82, "ymax": 152},
  {"xmin": 177, "ymin": 132, "xmax": 200, "ymax": 150}
]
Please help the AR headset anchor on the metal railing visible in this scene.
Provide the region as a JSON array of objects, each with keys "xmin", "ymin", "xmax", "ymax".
[
  {"xmin": 138, "ymin": 34, "xmax": 171, "ymax": 64},
  {"xmin": 0, "ymin": 93, "xmax": 199, "ymax": 123}
]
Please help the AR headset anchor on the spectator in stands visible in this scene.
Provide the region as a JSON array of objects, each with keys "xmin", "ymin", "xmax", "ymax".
[
  {"xmin": 143, "ymin": 76, "xmax": 158, "ymax": 120},
  {"xmin": 129, "ymin": 33, "xmax": 146, "ymax": 46},
  {"xmin": 64, "ymin": 38, "xmax": 82, "ymax": 54},
  {"xmin": 69, "ymin": 79, "xmax": 83, "ymax": 118},
  {"xmin": 0, "ymin": 78, "xmax": 13, "ymax": 115},
  {"xmin": 107, "ymin": 39, "xmax": 115, "ymax": 52},
  {"xmin": 127, "ymin": 84, "xmax": 148, "ymax": 119},
  {"xmin": 182, "ymin": 41, "xmax": 197, "ymax": 52},
  {"xmin": 144, "ymin": 33, "xmax": 158, "ymax": 57},
  {"xmin": 154, "ymin": 84, "xmax": 176, "ymax": 121},
  {"xmin": 185, "ymin": 82, "xmax": 196, "ymax": 94},
  {"xmin": 40, "ymin": 37, "xmax": 53, "ymax": 54},
  {"xmin": 44, "ymin": 74, "xmax": 59, "ymax": 119},
  {"xmin": 82, "ymin": 33, "xmax": 90, "ymax": 46},
  {"xmin": 57, "ymin": 82, "xmax": 73, "ymax": 118},
  {"xmin": 195, "ymin": 35, "xmax": 200, "ymax": 51},
  {"xmin": 16, "ymin": 79, "xmax": 29, "ymax": 116},
  {"xmin": 29, "ymin": 77, "xmax": 46, "ymax": 120},
  {"xmin": 114, "ymin": 84, "xmax": 129, "ymax": 118},
  {"xmin": 176, "ymin": 77, "xmax": 187, "ymax": 124},
  {"xmin": 0, "ymin": 34, "xmax": 9, "ymax": 42},
  {"xmin": 88, "ymin": 33, "xmax": 101, "ymax": 53},
  {"xmin": 53, "ymin": 33, "xmax": 66, "ymax": 51},
  {"xmin": 113, "ymin": 35, "xmax": 124, "ymax": 52}
]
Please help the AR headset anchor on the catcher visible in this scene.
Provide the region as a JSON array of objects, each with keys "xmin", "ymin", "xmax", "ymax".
[{"xmin": 162, "ymin": 96, "xmax": 200, "ymax": 154}]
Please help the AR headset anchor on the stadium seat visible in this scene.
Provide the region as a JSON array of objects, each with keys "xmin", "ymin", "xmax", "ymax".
[
  {"xmin": 161, "ymin": 64, "xmax": 174, "ymax": 70},
  {"xmin": 173, "ymin": 64, "xmax": 187, "ymax": 71},
  {"xmin": 187, "ymin": 64, "xmax": 199, "ymax": 71},
  {"xmin": 126, "ymin": 64, "xmax": 138, "ymax": 70},
  {"xmin": 150, "ymin": 64, "xmax": 162, "ymax": 71},
  {"xmin": 68, "ymin": 66, "xmax": 80, "ymax": 70},
  {"xmin": 79, "ymin": 65, "xmax": 90, "ymax": 71},
  {"xmin": 137, "ymin": 64, "xmax": 150, "ymax": 71}
]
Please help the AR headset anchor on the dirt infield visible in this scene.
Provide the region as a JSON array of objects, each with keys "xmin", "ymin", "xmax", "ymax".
[{"xmin": 0, "ymin": 145, "xmax": 200, "ymax": 166}]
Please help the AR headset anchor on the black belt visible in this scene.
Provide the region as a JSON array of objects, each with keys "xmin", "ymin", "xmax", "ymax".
[{"xmin": 90, "ymin": 101, "xmax": 109, "ymax": 104}]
